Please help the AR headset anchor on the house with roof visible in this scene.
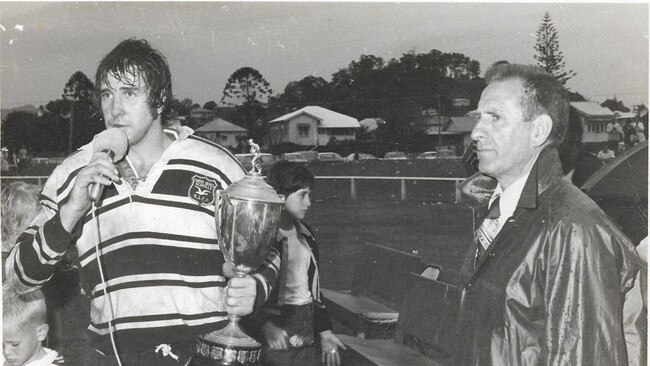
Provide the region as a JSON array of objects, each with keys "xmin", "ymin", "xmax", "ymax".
[
  {"xmin": 194, "ymin": 117, "xmax": 248, "ymax": 149},
  {"xmin": 422, "ymin": 115, "xmax": 478, "ymax": 155},
  {"xmin": 190, "ymin": 107, "xmax": 218, "ymax": 126},
  {"xmin": 570, "ymin": 102, "xmax": 616, "ymax": 144},
  {"xmin": 268, "ymin": 106, "xmax": 360, "ymax": 146}
]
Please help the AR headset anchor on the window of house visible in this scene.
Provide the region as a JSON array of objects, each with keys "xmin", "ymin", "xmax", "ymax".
[{"xmin": 298, "ymin": 124, "xmax": 310, "ymax": 137}]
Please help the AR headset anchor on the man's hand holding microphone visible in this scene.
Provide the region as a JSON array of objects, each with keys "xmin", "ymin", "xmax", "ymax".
[{"xmin": 60, "ymin": 128, "xmax": 128, "ymax": 233}]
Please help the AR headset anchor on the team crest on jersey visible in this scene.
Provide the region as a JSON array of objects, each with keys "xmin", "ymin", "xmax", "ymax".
[{"xmin": 189, "ymin": 175, "xmax": 218, "ymax": 206}]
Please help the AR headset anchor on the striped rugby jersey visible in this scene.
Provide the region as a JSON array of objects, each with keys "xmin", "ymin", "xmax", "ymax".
[{"xmin": 6, "ymin": 127, "xmax": 282, "ymax": 355}]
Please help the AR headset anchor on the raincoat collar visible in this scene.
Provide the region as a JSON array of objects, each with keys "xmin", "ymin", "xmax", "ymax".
[
  {"xmin": 517, "ymin": 146, "xmax": 564, "ymax": 210},
  {"xmin": 465, "ymin": 146, "xmax": 564, "ymax": 279}
]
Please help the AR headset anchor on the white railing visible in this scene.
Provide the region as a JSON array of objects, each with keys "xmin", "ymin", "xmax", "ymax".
[
  {"xmin": 1, "ymin": 175, "xmax": 468, "ymax": 202},
  {"xmin": 0, "ymin": 176, "xmax": 47, "ymax": 186},
  {"xmin": 316, "ymin": 176, "xmax": 466, "ymax": 202}
]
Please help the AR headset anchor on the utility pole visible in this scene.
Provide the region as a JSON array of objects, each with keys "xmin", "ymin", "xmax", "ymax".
[
  {"xmin": 437, "ymin": 95, "xmax": 443, "ymax": 150},
  {"xmin": 61, "ymin": 101, "xmax": 74, "ymax": 154}
]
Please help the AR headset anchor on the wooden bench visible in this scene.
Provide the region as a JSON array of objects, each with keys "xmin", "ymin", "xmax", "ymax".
[
  {"xmin": 338, "ymin": 273, "xmax": 462, "ymax": 366},
  {"xmin": 321, "ymin": 242, "xmax": 430, "ymax": 339}
]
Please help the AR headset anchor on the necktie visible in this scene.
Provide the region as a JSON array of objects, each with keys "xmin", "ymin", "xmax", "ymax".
[{"xmin": 475, "ymin": 195, "xmax": 501, "ymax": 259}]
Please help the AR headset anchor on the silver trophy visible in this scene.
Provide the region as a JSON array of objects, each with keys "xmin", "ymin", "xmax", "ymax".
[{"xmin": 192, "ymin": 141, "xmax": 284, "ymax": 366}]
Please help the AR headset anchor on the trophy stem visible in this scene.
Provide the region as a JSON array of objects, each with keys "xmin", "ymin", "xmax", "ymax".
[{"xmin": 191, "ymin": 274, "xmax": 262, "ymax": 365}]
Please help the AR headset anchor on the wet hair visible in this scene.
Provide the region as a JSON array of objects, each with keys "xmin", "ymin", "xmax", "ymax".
[
  {"xmin": 266, "ymin": 161, "xmax": 315, "ymax": 197},
  {"xmin": 1, "ymin": 182, "xmax": 40, "ymax": 251},
  {"xmin": 484, "ymin": 63, "xmax": 569, "ymax": 147},
  {"xmin": 95, "ymin": 38, "xmax": 172, "ymax": 122},
  {"xmin": 2, "ymin": 283, "xmax": 47, "ymax": 331}
]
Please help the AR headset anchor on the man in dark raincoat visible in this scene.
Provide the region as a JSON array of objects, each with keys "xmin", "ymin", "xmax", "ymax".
[{"xmin": 456, "ymin": 63, "xmax": 639, "ymax": 365}]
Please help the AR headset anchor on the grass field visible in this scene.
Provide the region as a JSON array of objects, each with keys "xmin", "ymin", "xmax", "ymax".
[{"xmin": 52, "ymin": 198, "xmax": 474, "ymax": 365}]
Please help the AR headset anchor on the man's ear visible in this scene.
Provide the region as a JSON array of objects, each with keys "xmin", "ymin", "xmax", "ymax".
[
  {"xmin": 36, "ymin": 323, "xmax": 49, "ymax": 342},
  {"xmin": 530, "ymin": 114, "xmax": 553, "ymax": 147}
]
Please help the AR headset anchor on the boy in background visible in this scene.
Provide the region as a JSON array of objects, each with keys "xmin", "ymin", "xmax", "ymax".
[
  {"xmin": 2, "ymin": 284, "xmax": 64, "ymax": 366},
  {"xmin": 252, "ymin": 161, "xmax": 345, "ymax": 366}
]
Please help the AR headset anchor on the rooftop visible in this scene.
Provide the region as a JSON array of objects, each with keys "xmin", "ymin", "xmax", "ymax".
[
  {"xmin": 270, "ymin": 106, "xmax": 360, "ymax": 128},
  {"xmin": 570, "ymin": 102, "xmax": 615, "ymax": 117},
  {"xmin": 195, "ymin": 117, "xmax": 247, "ymax": 132}
]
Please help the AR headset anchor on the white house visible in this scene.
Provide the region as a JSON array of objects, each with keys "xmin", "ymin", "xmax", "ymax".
[
  {"xmin": 194, "ymin": 117, "xmax": 247, "ymax": 149},
  {"xmin": 570, "ymin": 102, "xmax": 616, "ymax": 144},
  {"xmin": 268, "ymin": 106, "xmax": 360, "ymax": 146}
]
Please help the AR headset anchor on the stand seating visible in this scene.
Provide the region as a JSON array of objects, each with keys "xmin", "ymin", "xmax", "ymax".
[
  {"xmin": 321, "ymin": 242, "xmax": 430, "ymax": 339},
  {"xmin": 338, "ymin": 273, "xmax": 462, "ymax": 366}
]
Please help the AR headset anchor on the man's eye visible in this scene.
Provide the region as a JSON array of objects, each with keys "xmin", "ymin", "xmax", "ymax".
[
  {"xmin": 124, "ymin": 91, "xmax": 135, "ymax": 97},
  {"xmin": 101, "ymin": 92, "xmax": 111, "ymax": 99},
  {"xmin": 483, "ymin": 113, "xmax": 498, "ymax": 122}
]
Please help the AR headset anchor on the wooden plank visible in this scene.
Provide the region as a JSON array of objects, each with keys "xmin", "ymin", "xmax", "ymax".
[
  {"xmin": 339, "ymin": 335, "xmax": 444, "ymax": 366},
  {"xmin": 399, "ymin": 274, "xmax": 461, "ymax": 359}
]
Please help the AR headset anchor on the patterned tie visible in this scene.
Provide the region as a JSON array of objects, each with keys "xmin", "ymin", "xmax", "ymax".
[{"xmin": 475, "ymin": 195, "xmax": 501, "ymax": 259}]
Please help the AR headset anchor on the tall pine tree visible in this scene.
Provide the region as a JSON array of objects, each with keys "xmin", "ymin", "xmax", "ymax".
[{"xmin": 534, "ymin": 12, "xmax": 576, "ymax": 85}]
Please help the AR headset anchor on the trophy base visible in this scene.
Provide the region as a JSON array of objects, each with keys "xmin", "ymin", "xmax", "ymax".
[{"xmin": 190, "ymin": 318, "xmax": 262, "ymax": 366}]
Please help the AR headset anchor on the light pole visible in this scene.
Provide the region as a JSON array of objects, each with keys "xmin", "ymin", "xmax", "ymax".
[
  {"xmin": 61, "ymin": 101, "xmax": 74, "ymax": 154},
  {"xmin": 434, "ymin": 94, "xmax": 443, "ymax": 150}
]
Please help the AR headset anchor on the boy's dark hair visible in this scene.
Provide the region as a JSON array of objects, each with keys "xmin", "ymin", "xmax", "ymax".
[
  {"xmin": 95, "ymin": 38, "xmax": 172, "ymax": 123},
  {"xmin": 266, "ymin": 161, "xmax": 315, "ymax": 196}
]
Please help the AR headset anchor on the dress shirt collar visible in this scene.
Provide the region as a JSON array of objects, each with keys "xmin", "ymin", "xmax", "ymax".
[{"xmin": 492, "ymin": 171, "xmax": 530, "ymax": 222}]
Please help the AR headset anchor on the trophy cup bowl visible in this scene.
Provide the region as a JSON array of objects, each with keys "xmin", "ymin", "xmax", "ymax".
[{"xmin": 192, "ymin": 169, "xmax": 284, "ymax": 366}]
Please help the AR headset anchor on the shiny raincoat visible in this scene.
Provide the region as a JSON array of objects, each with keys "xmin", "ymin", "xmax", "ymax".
[{"xmin": 456, "ymin": 147, "xmax": 640, "ymax": 365}]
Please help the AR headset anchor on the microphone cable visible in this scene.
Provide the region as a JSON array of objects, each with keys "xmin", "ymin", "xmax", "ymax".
[{"xmin": 91, "ymin": 201, "xmax": 123, "ymax": 366}]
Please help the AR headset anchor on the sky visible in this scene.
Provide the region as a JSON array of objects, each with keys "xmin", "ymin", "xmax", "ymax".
[{"xmin": 0, "ymin": 2, "xmax": 648, "ymax": 111}]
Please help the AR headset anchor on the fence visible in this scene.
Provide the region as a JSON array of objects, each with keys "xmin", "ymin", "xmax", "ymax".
[
  {"xmin": 0, "ymin": 176, "xmax": 48, "ymax": 186},
  {"xmin": 313, "ymin": 176, "xmax": 465, "ymax": 203},
  {"xmin": 0, "ymin": 175, "xmax": 467, "ymax": 203}
]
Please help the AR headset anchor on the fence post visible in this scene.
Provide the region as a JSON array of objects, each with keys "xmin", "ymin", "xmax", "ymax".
[
  {"xmin": 351, "ymin": 178, "xmax": 357, "ymax": 200},
  {"xmin": 401, "ymin": 178, "xmax": 406, "ymax": 201},
  {"xmin": 455, "ymin": 180, "xmax": 462, "ymax": 203}
]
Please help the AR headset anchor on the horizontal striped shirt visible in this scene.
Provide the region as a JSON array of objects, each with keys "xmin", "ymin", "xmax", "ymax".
[{"xmin": 6, "ymin": 127, "xmax": 281, "ymax": 354}]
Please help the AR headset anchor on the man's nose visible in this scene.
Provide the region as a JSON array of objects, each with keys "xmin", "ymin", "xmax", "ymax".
[
  {"xmin": 471, "ymin": 119, "xmax": 487, "ymax": 141},
  {"xmin": 110, "ymin": 96, "xmax": 125, "ymax": 117}
]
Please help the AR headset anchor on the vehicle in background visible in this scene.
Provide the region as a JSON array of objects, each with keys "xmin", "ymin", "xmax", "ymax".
[
  {"xmin": 293, "ymin": 150, "xmax": 319, "ymax": 162},
  {"xmin": 417, "ymin": 150, "xmax": 456, "ymax": 159},
  {"xmin": 318, "ymin": 152, "xmax": 344, "ymax": 162},
  {"xmin": 437, "ymin": 149, "xmax": 456, "ymax": 158},
  {"xmin": 417, "ymin": 151, "xmax": 438, "ymax": 160},
  {"xmin": 383, "ymin": 151, "xmax": 408, "ymax": 160},
  {"xmin": 345, "ymin": 153, "xmax": 380, "ymax": 162},
  {"xmin": 281, "ymin": 152, "xmax": 310, "ymax": 165},
  {"xmin": 235, "ymin": 153, "xmax": 278, "ymax": 174}
]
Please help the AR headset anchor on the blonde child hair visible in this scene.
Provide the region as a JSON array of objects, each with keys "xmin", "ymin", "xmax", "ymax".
[
  {"xmin": 3, "ymin": 283, "xmax": 47, "ymax": 330},
  {"xmin": 1, "ymin": 181, "xmax": 40, "ymax": 253}
]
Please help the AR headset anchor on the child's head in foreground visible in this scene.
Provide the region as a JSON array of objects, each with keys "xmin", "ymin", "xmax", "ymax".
[
  {"xmin": 267, "ymin": 161, "xmax": 315, "ymax": 221},
  {"xmin": 1, "ymin": 182, "xmax": 40, "ymax": 253},
  {"xmin": 2, "ymin": 284, "xmax": 49, "ymax": 366}
]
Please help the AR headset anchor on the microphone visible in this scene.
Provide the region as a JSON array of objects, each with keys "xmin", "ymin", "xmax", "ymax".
[{"xmin": 89, "ymin": 128, "xmax": 128, "ymax": 202}]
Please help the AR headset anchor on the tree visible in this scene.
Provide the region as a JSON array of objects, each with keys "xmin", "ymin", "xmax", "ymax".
[
  {"xmin": 221, "ymin": 67, "xmax": 273, "ymax": 106},
  {"xmin": 601, "ymin": 97, "xmax": 630, "ymax": 112},
  {"xmin": 533, "ymin": 12, "xmax": 576, "ymax": 85},
  {"xmin": 3, "ymin": 111, "xmax": 39, "ymax": 152},
  {"xmin": 568, "ymin": 91, "xmax": 586, "ymax": 102},
  {"xmin": 222, "ymin": 67, "xmax": 273, "ymax": 140},
  {"xmin": 169, "ymin": 98, "xmax": 193, "ymax": 118},
  {"xmin": 62, "ymin": 71, "xmax": 95, "ymax": 103},
  {"xmin": 203, "ymin": 101, "xmax": 218, "ymax": 110}
]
